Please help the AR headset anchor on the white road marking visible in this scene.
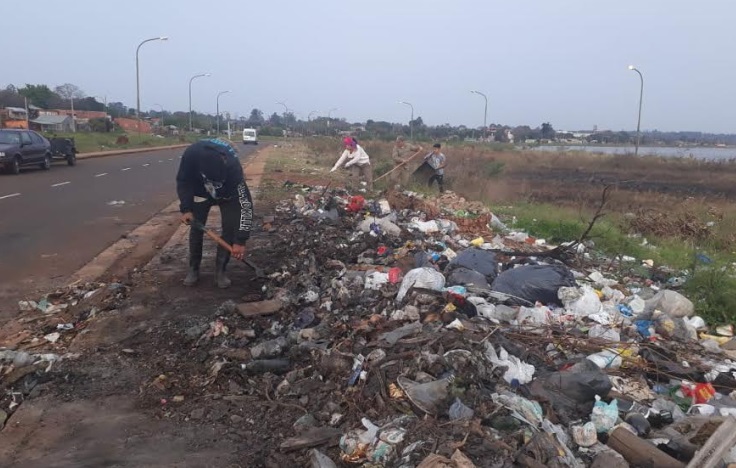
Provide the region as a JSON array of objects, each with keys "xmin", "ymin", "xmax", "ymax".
[
  {"xmin": 0, "ymin": 193, "xmax": 21, "ymax": 200},
  {"xmin": 158, "ymin": 160, "xmax": 163, "ymax": 163},
  {"xmin": 95, "ymin": 172, "xmax": 108, "ymax": 177},
  {"xmin": 122, "ymin": 167, "xmax": 131, "ymax": 171},
  {"xmin": 143, "ymin": 163, "xmax": 150, "ymax": 167},
  {"xmin": 51, "ymin": 181, "xmax": 70, "ymax": 187},
  {"xmin": 168, "ymin": 158, "xmax": 173, "ymax": 161}
]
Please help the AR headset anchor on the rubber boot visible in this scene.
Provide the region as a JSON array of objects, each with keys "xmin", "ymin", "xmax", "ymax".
[
  {"xmin": 215, "ymin": 250, "xmax": 232, "ymax": 289},
  {"xmin": 183, "ymin": 267, "xmax": 199, "ymax": 287},
  {"xmin": 185, "ymin": 229, "xmax": 204, "ymax": 286}
]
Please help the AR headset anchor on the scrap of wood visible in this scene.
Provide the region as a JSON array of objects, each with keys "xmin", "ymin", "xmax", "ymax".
[
  {"xmin": 236, "ymin": 299, "xmax": 282, "ymax": 318},
  {"xmin": 686, "ymin": 417, "xmax": 736, "ymax": 468},
  {"xmin": 607, "ymin": 426, "xmax": 685, "ymax": 468}
]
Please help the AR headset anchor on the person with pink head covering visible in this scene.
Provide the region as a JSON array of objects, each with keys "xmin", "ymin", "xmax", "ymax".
[{"xmin": 330, "ymin": 136, "xmax": 373, "ymax": 190}]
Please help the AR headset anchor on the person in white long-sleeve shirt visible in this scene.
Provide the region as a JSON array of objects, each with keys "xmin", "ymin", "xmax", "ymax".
[{"xmin": 330, "ymin": 136, "xmax": 373, "ymax": 190}]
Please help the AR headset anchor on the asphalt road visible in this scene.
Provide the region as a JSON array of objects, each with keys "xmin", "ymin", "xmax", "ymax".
[{"xmin": 0, "ymin": 144, "xmax": 258, "ymax": 316}]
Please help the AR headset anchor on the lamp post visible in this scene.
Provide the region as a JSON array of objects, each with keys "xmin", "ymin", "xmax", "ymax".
[
  {"xmin": 399, "ymin": 101, "xmax": 414, "ymax": 140},
  {"xmin": 628, "ymin": 65, "xmax": 644, "ymax": 156},
  {"xmin": 136, "ymin": 36, "xmax": 168, "ymax": 132},
  {"xmin": 189, "ymin": 73, "xmax": 211, "ymax": 132},
  {"xmin": 216, "ymin": 90, "xmax": 231, "ymax": 135},
  {"xmin": 470, "ymin": 90, "xmax": 488, "ymax": 138}
]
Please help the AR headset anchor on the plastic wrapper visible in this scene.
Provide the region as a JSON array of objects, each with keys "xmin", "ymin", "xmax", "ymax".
[
  {"xmin": 572, "ymin": 422, "xmax": 597, "ymax": 447},
  {"xmin": 491, "ymin": 264, "xmax": 576, "ymax": 306},
  {"xmin": 448, "ymin": 398, "xmax": 474, "ymax": 421},
  {"xmin": 395, "ymin": 267, "xmax": 445, "ymax": 302},
  {"xmin": 591, "ymin": 396, "xmax": 618, "ymax": 433},
  {"xmin": 644, "ymin": 289, "xmax": 695, "ymax": 318},
  {"xmin": 397, "ymin": 375, "xmax": 450, "ymax": 415},
  {"xmin": 588, "ymin": 324, "xmax": 621, "ymax": 342},
  {"xmin": 491, "ymin": 391, "xmax": 543, "ymax": 427}
]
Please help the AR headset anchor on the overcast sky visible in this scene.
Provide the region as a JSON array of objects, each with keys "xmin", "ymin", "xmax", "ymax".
[{"xmin": 5, "ymin": 0, "xmax": 734, "ymax": 132}]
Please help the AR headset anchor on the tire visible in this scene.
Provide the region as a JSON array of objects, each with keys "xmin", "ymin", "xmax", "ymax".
[
  {"xmin": 67, "ymin": 153, "xmax": 77, "ymax": 166},
  {"xmin": 10, "ymin": 156, "xmax": 21, "ymax": 175},
  {"xmin": 41, "ymin": 154, "xmax": 51, "ymax": 170}
]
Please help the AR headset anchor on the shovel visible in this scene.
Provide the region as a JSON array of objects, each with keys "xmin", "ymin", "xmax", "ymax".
[{"xmin": 187, "ymin": 219, "xmax": 265, "ymax": 278}]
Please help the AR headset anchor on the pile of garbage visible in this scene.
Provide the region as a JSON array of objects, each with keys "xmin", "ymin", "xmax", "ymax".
[
  {"xmin": 0, "ymin": 281, "xmax": 128, "ymax": 429},
  {"xmin": 172, "ymin": 184, "xmax": 736, "ymax": 466},
  {"xmin": 5, "ymin": 183, "xmax": 736, "ymax": 466}
]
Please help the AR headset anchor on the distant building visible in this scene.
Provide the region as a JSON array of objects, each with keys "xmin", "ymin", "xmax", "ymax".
[
  {"xmin": 0, "ymin": 107, "xmax": 29, "ymax": 129},
  {"xmin": 31, "ymin": 115, "xmax": 74, "ymax": 133}
]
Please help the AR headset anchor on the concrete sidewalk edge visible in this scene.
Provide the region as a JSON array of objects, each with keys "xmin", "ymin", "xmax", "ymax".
[{"xmin": 77, "ymin": 144, "xmax": 189, "ymax": 160}]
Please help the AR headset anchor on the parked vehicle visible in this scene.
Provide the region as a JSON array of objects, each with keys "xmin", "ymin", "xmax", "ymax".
[
  {"xmin": 0, "ymin": 129, "xmax": 53, "ymax": 174},
  {"xmin": 50, "ymin": 137, "xmax": 77, "ymax": 166},
  {"xmin": 242, "ymin": 128, "xmax": 258, "ymax": 145}
]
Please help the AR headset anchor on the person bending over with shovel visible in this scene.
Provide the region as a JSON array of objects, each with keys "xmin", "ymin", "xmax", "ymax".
[
  {"xmin": 330, "ymin": 136, "xmax": 373, "ymax": 190},
  {"xmin": 176, "ymin": 139, "xmax": 253, "ymax": 288}
]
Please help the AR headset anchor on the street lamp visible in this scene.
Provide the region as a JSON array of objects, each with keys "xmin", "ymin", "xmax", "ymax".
[
  {"xmin": 628, "ymin": 65, "xmax": 644, "ymax": 156},
  {"xmin": 189, "ymin": 73, "xmax": 211, "ymax": 132},
  {"xmin": 399, "ymin": 101, "xmax": 414, "ymax": 140},
  {"xmin": 470, "ymin": 90, "xmax": 488, "ymax": 136},
  {"xmin": 136, "ymin": 36, "xmax": 168, "ymax": 132},
  {"xmin": 216, "ymin": 90, "xmax": 231, "ymax": 135}
]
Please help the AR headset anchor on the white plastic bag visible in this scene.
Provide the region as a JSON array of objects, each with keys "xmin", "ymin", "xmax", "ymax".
[
  {"xmin": 559, "ymin": 285, "xmax": 602, "ymax": 317},
  {"xmin": 588, "ymin": 324, "xmax": 621, "ymax": 342},
  {"xmin": 484, "ymin": 342, "xmax": 535, "ymax": 385},
  {"xmin": 516, "ymin": 305, "xmax": 551, "ymax": 325},
  {"xmin": 364, "ymin": 272, "xmax": 389, "ymax": 290},
  {"xmin": 467, "ymin": 297, "xmax": 518, "ymax": 323},
  {"xmin": 395, "ymin": 267, "xmax": 445, "ymax": 302}
]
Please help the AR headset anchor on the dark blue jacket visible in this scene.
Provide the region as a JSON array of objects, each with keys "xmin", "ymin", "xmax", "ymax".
[{"xmin": 176, "ymin": 139, "xmax": 253, "ymax": 243}]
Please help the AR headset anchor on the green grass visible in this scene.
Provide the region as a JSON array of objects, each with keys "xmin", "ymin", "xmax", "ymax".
[{"xmin": 47, "ymin": 132, "xmax": 199, "ymax": 153}]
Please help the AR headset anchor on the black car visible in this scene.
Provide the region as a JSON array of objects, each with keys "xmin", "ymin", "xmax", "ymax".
[{"xmin": 0, "ymin": 129, "xmax": 53, "ymax": 174}]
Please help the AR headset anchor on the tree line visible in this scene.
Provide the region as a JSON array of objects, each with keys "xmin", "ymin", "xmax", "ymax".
[{"xmin": 2, "ymin": 83, "xmax": 735, "ymax": 145}]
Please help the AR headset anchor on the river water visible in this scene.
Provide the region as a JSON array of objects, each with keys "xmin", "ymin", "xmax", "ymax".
[{"xmin": 531, "ymin": 145, "xmax": 736, "ymax": 162}]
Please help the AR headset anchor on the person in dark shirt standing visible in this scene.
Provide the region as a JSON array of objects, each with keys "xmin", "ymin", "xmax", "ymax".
[
  {"xmin": 176, "ymin": 139, "xmax": 253, "ymax": 288},
  {"xmin": 424, "ymin": 143, "xmax": 447, "ymax": 193}
]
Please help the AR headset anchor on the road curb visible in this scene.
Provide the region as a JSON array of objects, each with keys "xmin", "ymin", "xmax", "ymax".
[{"xmin": 77, "ymin": 144, "xmax": 189, "ymax": 160}]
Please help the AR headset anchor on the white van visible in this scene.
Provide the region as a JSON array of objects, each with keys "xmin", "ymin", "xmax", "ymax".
[{"xmin": 242, "ymin": 128, "xmax": 258, "ymax": 145}]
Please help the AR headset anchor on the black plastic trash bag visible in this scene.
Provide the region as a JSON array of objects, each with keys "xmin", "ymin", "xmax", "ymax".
[
  {"xmin": 445, "ymin": 248, "xmax": 498, "ymax": 283},
  {"xmin": 491, "ymin": 264, "xmax": 576, "ymax": 306},
  {"xmin": 527, "ymin": 364, "xmax": 612, "ymax": 424},
  {"xmin": 446, "ymin": 267, "xmax": 491, "ymax": 289}
]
